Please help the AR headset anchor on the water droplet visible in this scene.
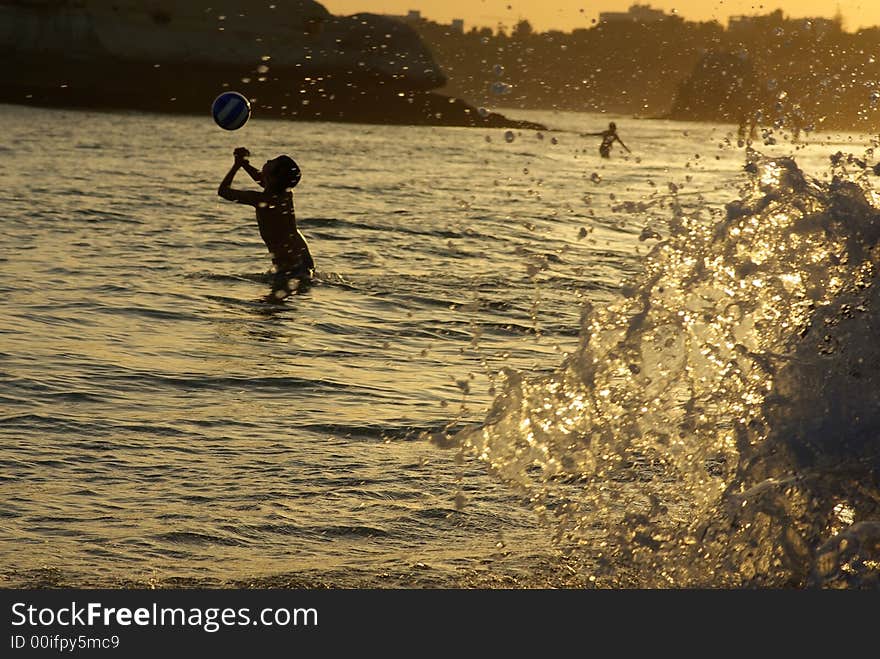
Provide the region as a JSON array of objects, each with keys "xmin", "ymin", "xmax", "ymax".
[
  {"xmin": 490, "ymin": 81, "xmax": 512, "ymax": 95},
  {"xmin": 590, "ymin": 172, "xmax": 602, "ymax": 184},
  {"xmin": 504, "ymin": 130, "xmax": 515, "ymax": 143}
]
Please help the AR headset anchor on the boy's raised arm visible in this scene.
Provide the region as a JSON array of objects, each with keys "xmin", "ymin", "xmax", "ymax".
[
  {"xmin": 218, "ymin": 154, "xmax": 261, "ymax": 206},
  {"xmin": 235, "ymin": 147, "xmax": 264, "ymax": 187}
]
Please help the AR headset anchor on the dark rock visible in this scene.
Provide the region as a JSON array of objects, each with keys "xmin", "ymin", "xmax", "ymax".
[{"xmin": 0, "ymin": 1, "xmax": 546, "ymax": 130}]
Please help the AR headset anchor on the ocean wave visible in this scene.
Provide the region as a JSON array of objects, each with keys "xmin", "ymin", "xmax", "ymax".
[{"xmin": 443, "ymin": 148, "xmax": 880, "ymax": 587}]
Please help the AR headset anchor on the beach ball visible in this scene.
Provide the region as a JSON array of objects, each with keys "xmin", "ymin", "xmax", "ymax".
[{"xmin": 212, "ymin": 91, "xmax": 251, "ymax": 130}]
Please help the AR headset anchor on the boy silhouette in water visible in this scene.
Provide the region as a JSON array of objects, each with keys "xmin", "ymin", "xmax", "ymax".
[
  {"xmin": 583, "ymin": 122, "xmax": 630, "ymax": 158},
  {"xmin": 218, "ymin": 147, "xmax": 314, "ymax": 296}
]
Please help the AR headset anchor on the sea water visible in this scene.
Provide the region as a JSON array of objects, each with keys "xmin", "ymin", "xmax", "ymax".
[{"xmin": 1, "ymin": 104, "xmax": 877, "ymax": 587}]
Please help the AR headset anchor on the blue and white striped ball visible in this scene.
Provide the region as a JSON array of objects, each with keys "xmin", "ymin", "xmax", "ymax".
[{"xmin": 212, "ymin": 91, "xmax": 251, "ymax": 130}]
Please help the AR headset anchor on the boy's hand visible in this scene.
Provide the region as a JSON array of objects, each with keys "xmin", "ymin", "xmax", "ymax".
[{"xmin": 233, "ymin": 147, "xmax": 250, "ymax": 165}]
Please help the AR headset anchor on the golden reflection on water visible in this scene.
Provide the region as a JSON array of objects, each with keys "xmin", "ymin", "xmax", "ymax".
[{"xmin": 452, "ymin": 151, "xmax": 880, "ymax": 586}]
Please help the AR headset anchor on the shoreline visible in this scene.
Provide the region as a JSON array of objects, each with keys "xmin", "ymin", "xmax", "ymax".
[
  {"xmin": 3, "ymin": 554, "xmax": 598, "ymax": 590},
  {"xmin": 0, "ymin": 54, "xmax": 547, "ymax": 131},
  {"xmin": 0, "ymin": 92, "xmax": 549, "ymax": 132}
]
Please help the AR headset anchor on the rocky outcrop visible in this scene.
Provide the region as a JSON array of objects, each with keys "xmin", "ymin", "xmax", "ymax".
[{"xmin": 0, "ymin": 0, "xmax": 545, "ymax": 130}]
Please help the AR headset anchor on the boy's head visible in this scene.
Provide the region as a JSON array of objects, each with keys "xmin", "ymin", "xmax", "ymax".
[{"xmin": 262, "ymin": 155, "xmax": 301, "ymax": 190}]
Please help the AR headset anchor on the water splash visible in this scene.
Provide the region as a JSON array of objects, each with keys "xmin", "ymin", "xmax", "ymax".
[{"xmin": 437, "ymin": 149, "xmax": 880, "ymax": 587}]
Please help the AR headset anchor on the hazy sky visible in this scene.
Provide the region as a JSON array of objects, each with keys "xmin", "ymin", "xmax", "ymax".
[{"xmin": 320, "ymin": 1, "xmax": 878, "ymax": 33}]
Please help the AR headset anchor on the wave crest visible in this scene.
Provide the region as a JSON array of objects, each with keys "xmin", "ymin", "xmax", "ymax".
[{"xmin": 441, "ymin": 149, "xmax": 880, "ymax": 587}]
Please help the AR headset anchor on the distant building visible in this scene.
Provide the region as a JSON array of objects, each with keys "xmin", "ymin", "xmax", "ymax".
[
  {"xmin": 727, "ymin": 10, "xmax": 783, "ymax": 32},
  {"xmin": 599, "ymin": 4, "xmax": 668, "ymax": 24},
  {"xmin": 801, "ymin": 18, "xmax": 839, "ymax": 37},
  {"xmin": 383, "ymin": 9, "xmax": 422, "ymax": 23},
  {"xmin": 728, "ymin": 11, "xmax": 840, "ymax": 38},
  {"xmin": 385, "ymin": 9, "xmax": 464, "ymax": 34}
]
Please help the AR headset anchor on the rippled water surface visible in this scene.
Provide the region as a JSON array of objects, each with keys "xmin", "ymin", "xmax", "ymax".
[{"xmin": 2, "ymin": 104, "xmax": 877, "ymax": 587}]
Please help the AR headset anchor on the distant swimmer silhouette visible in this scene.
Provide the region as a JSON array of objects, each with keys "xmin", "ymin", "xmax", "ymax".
[
  {"xmin": 218, "ymin": 147, "xmax": 314, "ymax": 297},
  {"xmin": 582, "ymin": 122, "xmax": 630, "ymax": 158}
]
